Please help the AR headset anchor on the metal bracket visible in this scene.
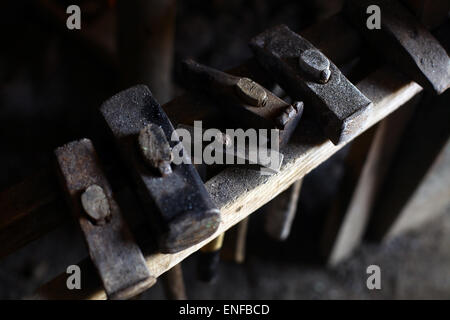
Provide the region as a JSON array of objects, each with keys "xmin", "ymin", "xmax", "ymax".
[
  {"xmin": 54, "ymin": 139, "xmax": 155, "ymax": 300},
  {"xmin": 345, "ymin": 0, "xmax": 450, "ymax": 95},
  {"xmin": 250, "ymin": 24, "xmax": 373, "ymax": 145},
  {"xmin": 100, "ymin": 85, "xmax": 221, "ymax": 253},
  {"xmin": 181, "ymin": 59, "xmax": 304, "ymax": 147}
]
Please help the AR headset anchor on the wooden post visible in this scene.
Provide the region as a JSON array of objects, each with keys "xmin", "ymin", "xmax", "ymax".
[
  {"xmin": 0, "ymin": 169, "xmax": 68, "ymax": 259},
  {"xmin": 116, "ymin": 0, "xmax": 176, "ymax": 104},
  {"xmin": 321, "ymin": 95, "xmax": 419, "ymax": 266},
  {"xmin": 32, "ymin": 66, "xmax": 423, "ymax": 300},
  {"xmin": 0, "ymin": 14, "xmax": 360, "ymax": 264},
  {"xmin": 221, "ymin": 218, "xmax": 249, "ymax": 264},
  {"xmin": 378, "ymin": 138, "xmax": 450, "ymax": 237},
  {"xmin": 198, "ymin": 233, "xmax": 225, "ymax": 282},
  {"xmin": 161, "ymin": 264, "xmax": 187, "ymax": 300},
  {"xmin": 116, "ymin": 2, "xmax": 183, "ymax": 299},
  {"xmin": 367, "ymin": 91, "xmax": 450, "ymax": 241}
]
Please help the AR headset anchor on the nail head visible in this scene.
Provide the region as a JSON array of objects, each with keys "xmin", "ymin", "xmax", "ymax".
[{"xmin": 299, "ymin": 49, "xmax": 331, "ymax": 83}]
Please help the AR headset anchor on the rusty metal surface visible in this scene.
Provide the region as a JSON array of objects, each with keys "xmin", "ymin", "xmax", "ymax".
[
  {"xmin": 345, "ymin": 0, "xmax": 450, "ymax": 95},
  {"xmin": 100, "ymin": 85, "xmax": 221, "ymax": 253},
  {"xmin": 250, "ymin": 25, "xmax": 373, "ymax": 145},
  {"xmin": 54, "ymin": 139, "xmax": 155, "ymax": 300},
  {"xmin": 181, "ymin": 59, "xmax": 304, "ymax": 146}
]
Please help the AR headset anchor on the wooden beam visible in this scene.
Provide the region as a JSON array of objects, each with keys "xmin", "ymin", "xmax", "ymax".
[
  {"xmin": 367, "ymin": 91, "xmax": 450, "ymax": 241},
  {"xmin": 321, "ymin": 95, "xmax": 419, "ymax": 266},
  {"xmin": 33, "ymin": 66, "xmax": 422, "ymax": 299}
]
